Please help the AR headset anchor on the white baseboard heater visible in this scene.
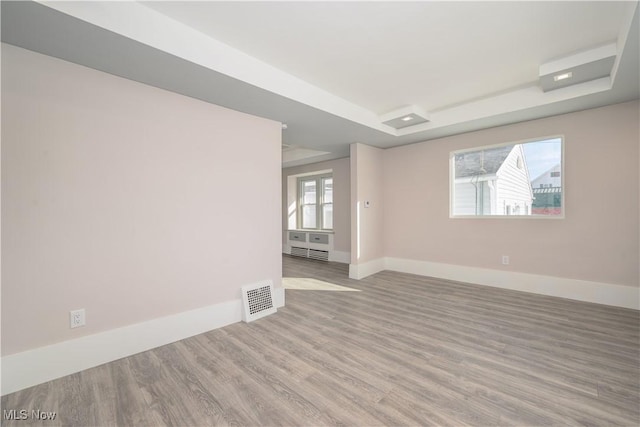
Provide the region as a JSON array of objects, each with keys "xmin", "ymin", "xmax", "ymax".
[
  {"xmin": 288, "ymin": 231, "xmax": 332, "ymax": 262},
  {"xmin": 291, "ymin": 246, "xmax": 329, "ymax": 262}
]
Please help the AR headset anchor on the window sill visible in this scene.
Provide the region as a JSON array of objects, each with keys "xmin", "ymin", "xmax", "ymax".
[
  {"xmin": 450, "ymin": 214, "xmax": 564, "ymax": 220},
  {"xmin": 288, "ymin": 229, "xmax": 334, "ymax": 234}
]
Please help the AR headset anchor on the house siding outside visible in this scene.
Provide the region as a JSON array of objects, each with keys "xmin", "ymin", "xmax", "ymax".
[
  {"xmin": 532, "ymin": 164, "xmax": 562, "ymax": 188},
  {"xmin": 495, "ymin": 145, "xmax": 533, "ymax": 215},
  {"xmin": 454, "ymin": 144, "xmax": 532, "ymax": 215},
  {"xmin": 454, "ymin": 180, "xmax": 494, "ymax": 215}
]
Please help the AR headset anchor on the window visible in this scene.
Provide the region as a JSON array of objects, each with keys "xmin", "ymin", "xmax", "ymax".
[
  {"xmin": 450, "ymin": 137, "xmax": 563, "ymax": 217},
  {"xmin": 298, "ymin": 174, "xmax": 333, "ymax": 230}
]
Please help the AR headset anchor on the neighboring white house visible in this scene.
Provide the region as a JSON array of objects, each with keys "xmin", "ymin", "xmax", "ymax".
[
  {"xmin": 531, "ymin": 163, "xmax": 562, "ymax": 214},
  {"xmin": 454, "ymin": 144, "xmax": 533, "ymax": 215},
  {"xmin": 531, "ymin": 163, "xmax": 561, "ymax": 188}
]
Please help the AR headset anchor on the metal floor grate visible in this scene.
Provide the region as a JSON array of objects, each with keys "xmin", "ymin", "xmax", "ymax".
[{"xmin": 241, "ymin": 282, "xmax": 277, "ymax": 322}]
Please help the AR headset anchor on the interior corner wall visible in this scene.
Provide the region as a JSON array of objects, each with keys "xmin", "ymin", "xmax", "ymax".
[
  {"xmin": 383, "ymin": 101, "xmax": 640, "ymax": 290},
  {"xmin": 350, "ymin": 143, "xmax": 385, "ymax": 276},
  {"xmin": 1, "ymin": 44, "xmax": 282, "ymax": 357},
  {"xmin": 282, "ymin": 157, "xmax": 350, "ymax": 254}
]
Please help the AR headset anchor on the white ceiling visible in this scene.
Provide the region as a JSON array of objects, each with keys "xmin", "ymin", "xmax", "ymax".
[
  {"xmin": 142, "ymin": 1, "xmax": 630, "ymax": 114},
  {"xmin": 2, "ymin": 1, "xmax": 639, "ymax": 167}
]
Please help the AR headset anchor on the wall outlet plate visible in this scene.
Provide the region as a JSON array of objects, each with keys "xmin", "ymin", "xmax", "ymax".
[{"xmin": 70, "ymin": 309, "xmax": 86, "ymax": 328}]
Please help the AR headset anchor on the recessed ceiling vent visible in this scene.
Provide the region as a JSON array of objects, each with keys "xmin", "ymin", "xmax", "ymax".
[
  {"xmin": 380, "ymin": 105, "xmax": 430, "ymax": 129},
  {"xmin": 241, "ymin": 281, "xmax": 277, "ymax": 323},
  {"xmin": 539, "ymin": 43, "xmax": 617, "ymax": 92}
]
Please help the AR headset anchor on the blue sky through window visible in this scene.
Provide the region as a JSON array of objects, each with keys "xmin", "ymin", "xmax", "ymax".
[{"xmin": 522, "ymin": 137, "xmax": 562, "ymax": 181}]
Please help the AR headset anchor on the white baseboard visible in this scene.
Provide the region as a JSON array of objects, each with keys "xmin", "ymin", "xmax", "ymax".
[
  {"xmin": 274, "ymin": 286, "xmax": 285, "ymax": 308},
  {"xmin": 329, "ymin": 250, "xmax": 350, "ymax": 264},
  {"xmin": 2, "ymin": 285, "xmax": 287, "ymax": 396},
  {"xmin": 349, "ymin": 257, "xmax": 385, "ymax": 280},
  {"xmin": 385, "ymin": 257, "xmax": 639, "ymax": 310}
]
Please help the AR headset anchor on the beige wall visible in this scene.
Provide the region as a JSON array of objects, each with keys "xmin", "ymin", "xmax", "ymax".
[
  {"xmin": 383, "ymin": 101, "xmax": 639, "ymax": 287},
  {"xmin": 351, "ymin": 143, "xmax": 385, "ymax": 264},
  {"xmin": 1, "ymin": 44, "xmax": 282, "ymax": 355},
  {"xmin": 282, "ymin": 157, "xmax": 350, "ymax": 252}
]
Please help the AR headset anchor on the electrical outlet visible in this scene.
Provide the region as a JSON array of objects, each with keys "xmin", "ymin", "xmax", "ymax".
[
  {"xmin": 70, "ymin": 309, "xmax": 85, "ymax": 328},
  {"xmin": 502, "ymin": 255, "xmax": 510, "ymax": 265}
]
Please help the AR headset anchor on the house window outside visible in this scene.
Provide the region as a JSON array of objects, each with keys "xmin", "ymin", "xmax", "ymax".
[
  {"xmin": 298, "ymin": 175, "xmax": 333, "ymax": 230},
  {"xmin": 450, "ymin": 137, "xmax": 563, "ymax": 218}
]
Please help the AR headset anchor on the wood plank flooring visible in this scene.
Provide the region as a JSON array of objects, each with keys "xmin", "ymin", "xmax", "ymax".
[{"xmin": 2, "ymin": 255, "xmax": 639, "ymax": 426}]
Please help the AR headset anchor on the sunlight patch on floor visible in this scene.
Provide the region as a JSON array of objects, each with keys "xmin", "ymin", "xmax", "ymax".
[{"xmin": 282, "ymin": 277, "xmax": 361, "ymax": 292}]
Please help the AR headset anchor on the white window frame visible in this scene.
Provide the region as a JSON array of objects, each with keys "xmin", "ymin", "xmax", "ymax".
[
  {"xmin": 297, "ymin": 173, "xmax": 333, "ymax": 230},
  {"xmin": 449, "ymin": 135, "xmax": 565, "ymax": 219}
]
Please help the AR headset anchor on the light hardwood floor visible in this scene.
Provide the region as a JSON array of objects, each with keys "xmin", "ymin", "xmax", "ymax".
[{"xmin": 2, "ymin": 255, "xmax": 639, "ymax": 426}]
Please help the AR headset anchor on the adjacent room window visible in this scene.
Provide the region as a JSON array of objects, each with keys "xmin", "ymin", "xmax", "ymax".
[
  {"xmin": 450, "ymin": 137, "xmax": 563, "ymax": 217},
  {"xmin": 298, "ymin": 174, "xmax": 333, "ymax": 229}
]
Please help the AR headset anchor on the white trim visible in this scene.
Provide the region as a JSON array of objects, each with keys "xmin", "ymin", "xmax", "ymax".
[
  {"xmin": 288, "ymin": 169, "xmax": 332, "ymax": 179},
  {"xmin": 37, "ymin": 1, "xmax": 395, "ymax": 136},
  {"xmin": 30, "ymin": 2, "xmax": 627, "ymax": 139},
  {"xmin": 297, "ymin": 173, "xmax": 333, "ymax": 231},
  {"xmin": 329, "ymin": 250, "xmax": 351, "ymax": 264},
  {"xmin": 2, "ymin": 287, "xmax": 288, "ymax": 395},
  {"xmin": 385, "ymin": 257, "xmax": 639, "ymax": 310},
  {"xmin": 273, "ymin": 286, "xmax": 285, "ymax": 308},
  {"xmin": 539, "ymin": 43, "xmax": 616, "ymax": 76},
  {"xmin": 349, "ymin": 258, "xmax": 385, "ymax": 280},
  {"xmin": 2, "ymin": 299, "xmax": 242, "ymax": 396}
]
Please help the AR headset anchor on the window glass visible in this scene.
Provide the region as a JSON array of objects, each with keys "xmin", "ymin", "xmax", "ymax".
[
  {"xmin": 302, "ymin": 181, "xmax": 316, "ymax": 204},
  {"xmin": 322, "ymin": 205, "xmax": 333, "ymax": 229},
  {"xmin": 323, "ymin": 178, "xmax": 333, "ymax": 203},
  {"xmin": 451, "ymin": 137, "xmax": 563, "ymax": 217},
  {"xmin": 302, "ymin": 205, "xmax": 316, "ymax": 228},
  {"xmin": 297, "ymin": 174, "xmax": 333, "ymax": 230}
]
